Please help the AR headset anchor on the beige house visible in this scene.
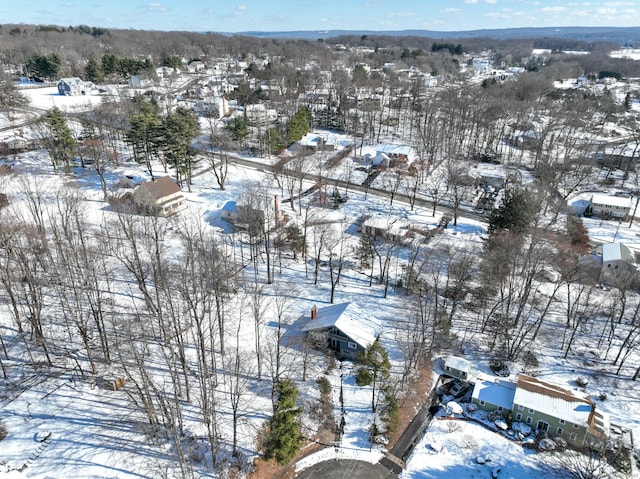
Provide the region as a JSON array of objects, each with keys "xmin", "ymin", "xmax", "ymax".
[
  {"xmin": 133, "ymin": 176, "xmax": 186, "ymax": 217},
  {"xmin": 589, "ymin": 194, "xmax": 632, "ymax": 220}
]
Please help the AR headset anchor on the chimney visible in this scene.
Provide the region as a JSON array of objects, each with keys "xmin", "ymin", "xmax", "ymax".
[
  {"xmin": 588, "ymin": 402, "xmax": 596, "ymax": 429},
  {"xmin": 311, "ymin": 305, "xmax": 317, "ymax": 320}
]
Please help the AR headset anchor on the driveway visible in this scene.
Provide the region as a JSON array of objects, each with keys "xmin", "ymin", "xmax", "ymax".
[{"xmin": 294, "ymin": 459, "xmax": 397, "ymax": 479}]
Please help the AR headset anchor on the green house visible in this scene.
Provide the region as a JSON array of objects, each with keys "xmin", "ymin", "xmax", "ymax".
[
  {"xmin": 443, "ymin": 356, "xmax": 473, "ymax": 380},
  {"xmin": 471, "ymin": 377, "xmax": 517, "ymax": 418},
  {"xmin": 512, "ymin": 375, "xmax": 609, "ymax": 449}
]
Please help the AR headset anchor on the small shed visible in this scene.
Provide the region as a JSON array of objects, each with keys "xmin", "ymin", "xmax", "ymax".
[
  {"xmin": 443, "ymin": 356, "xmax": 473, "ymax": 380},
  {"xmin": 221, "ymin": 200, "xmax": 238, "ymax": 223}
]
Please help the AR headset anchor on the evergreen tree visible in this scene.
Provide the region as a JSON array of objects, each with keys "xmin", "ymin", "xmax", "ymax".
[
  {"xmin": 125, "ymin": 99, "xmax": 162, "ymax": 176},
  {"xmin": 0, "ymin": 70, "xmax": 28, "ymax": 109},
  {"xmin": 488, "ymin": 187, "xmax": 532, "ymax": 235},
  {"xmin": 162, "ymin": 107, "xmax": 199, "ymax": 188},
  {"xmin": 264, "ymin": 379, "xmax": 302, "ymax": 465},
  {"xmin": 101, "ymin": 53, "xmax": 119, "ymax": 77},
  {"xmin": 355, "ymin": 337, "xmax": 390, "ymax": 412},
  {"xmin": 25, "ymin": 53, "xmax": 61, "ymax": 81},
  {"xmin": 286, "ymin": 106, "xmax": 312, "ymax": 144},
  {"xmin": 226, "ymin": 117, "xmax": 249, "ymax": 144},
  {"xmin": 84, "ymin": 57, "xmax": 104, "ymax": 83},
  {"xmin": 42, "ymin": 107, "xmax": 76, "ymax": 174}
]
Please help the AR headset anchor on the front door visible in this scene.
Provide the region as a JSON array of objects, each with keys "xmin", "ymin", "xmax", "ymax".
[{"xmin": 537, "ymin": 421, "xmax": 549, "ymax": 433}]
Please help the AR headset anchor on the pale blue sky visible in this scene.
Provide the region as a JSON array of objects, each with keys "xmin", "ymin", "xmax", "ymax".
[{"xmin": 4, "ymin": 1, "xmax": 639, "ymax": 33}]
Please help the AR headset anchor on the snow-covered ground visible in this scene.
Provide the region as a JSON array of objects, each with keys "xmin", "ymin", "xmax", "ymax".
[{"xmin": 1, "ymin": 80, "xmax": 640, "ymax": 479}]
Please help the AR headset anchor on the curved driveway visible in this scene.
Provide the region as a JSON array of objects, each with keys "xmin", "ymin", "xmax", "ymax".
[{"xmin": 295, "ymin": 459, "xmax": 397, "ymax": 479}]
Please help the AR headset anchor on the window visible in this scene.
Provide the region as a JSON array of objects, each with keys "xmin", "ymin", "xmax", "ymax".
[
  {"xmin": 347, "ymin": 341, "xmax": 357, "ymax": 349},
  {"xmin": 480, "ymin": 400, "xmax": 486, "ymax": 406},
  {"xmin": 498, "ymin": 407, "xmax": 503, "ymax": 412},
  {"xmin": 557, "ymin": 428, "xmax": 563, "ymax": 435},
  {"xmin": 570, "ymin": 432, "xmax": 577, "ymax": 441},
  {"xmin": 528, "ymin": 408, "xmax": 535, "ymax": 414},
  {"xmin": 559, "ymin": 419, "xmax": 565, "ymax": 425},
  {"xmin": 573, "ymin": 424, "xmax": 579, "ymax": 429},
  {"xmin": 518, "ymin": 405, "xmax": 524, "ymax": 410},
  {"xmin": 516, "ymin": 413, "xmax": 522, "ymax": 421},
  {"xmin": 526, "ymin": 417, "xmax": 532, "ymax": 425},
  {"xmin": 537, "ymin": 421, "xmax": 549, "ymax": 433}
]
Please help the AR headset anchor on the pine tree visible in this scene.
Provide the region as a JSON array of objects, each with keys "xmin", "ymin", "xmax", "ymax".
[
  {"xmin": 84, "ymin": 57, "xmax": 104, "ymax": 83},
  {"xmin": 125, "ymin": 99, "xmax": 162, "ymax": 176},
  {"xmin": 356, "ymin": 338, "xmax": 390, "ymax": 412},
  {"xmin": 42, "ymin": 107, "xmax": 76, "ymax": 174},
  {"xmin": 488, "ymin": 187, "xmax": 532, "ymax": 235},
  {"xmin": 264, "ymin": 379, "xmax": 302, "ymax": 465},
  {"xmin": 162, "ymin": 107, "xmax": 199, "ymax": 188}
]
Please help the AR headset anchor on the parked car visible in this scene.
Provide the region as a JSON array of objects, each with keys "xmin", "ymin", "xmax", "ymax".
[{"xmin": 449, "ymin": 380, "xmax": 471, "ymax": 398}]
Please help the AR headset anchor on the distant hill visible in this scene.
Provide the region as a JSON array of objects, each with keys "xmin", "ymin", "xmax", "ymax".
[{"xmin": 233, "ymin": 27, "xmax": 640, "ymax": 45}]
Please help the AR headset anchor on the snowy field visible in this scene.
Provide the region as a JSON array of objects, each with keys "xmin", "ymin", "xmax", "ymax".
[{"xmin": 1, "ymin": 82, "xmax": 640, "ymax": 479}]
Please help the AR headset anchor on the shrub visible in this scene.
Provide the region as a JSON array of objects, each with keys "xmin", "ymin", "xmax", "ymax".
[
  {"xmin": 316, "ymin": 376, "xmax": 331, "ymax": 396},
  {"xmin": 355, "ymin": 367, "xmax": 372, "ymax": 386}
]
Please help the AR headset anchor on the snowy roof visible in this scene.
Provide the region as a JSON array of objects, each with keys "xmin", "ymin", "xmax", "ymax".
[
  {"xmin": 444, "ymin": 355, "xmax": 472, "ymax": 373},
  {"xmin": 136, "ymin": 176, "xmax": 181, "ymax": 200},
  {"xmin": 472, "ymin": 377, "xmax": 517, "ymax": 410},
  {"xmin": 363, "ymin": 215, "xmax": 396, "ymax": 230},
  {"xmin": 376, "ymin": 144, "xmax": 414, "ymax": 157},
  {"xmin": 221, "ymin": 200, "xmax": 237, "ymax": 212},
  {"xmin": 590, "ymin": 194, "xmax": 632, "ymax": 209},
  {"xmin": 299, "ymin": 132, "xmax": 321, "ymax": 147},
  {"xmin": 604, "ymin": 142, "xmax": 640, "ymax": 157},
  {"xmin": 601, "ymin": 242, "xmax": 635, "ymax": 263},
  {"xmin": 513, "ymin": 375, "xmax": 594, "ymax": 426},
  {"xmin": 301, "ymin": 302, "xmax": 380, "ymax": 349}
]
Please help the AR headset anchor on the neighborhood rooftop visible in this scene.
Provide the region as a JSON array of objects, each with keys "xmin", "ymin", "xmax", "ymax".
[
  {"xmin": 301, "ymin": 302, "xmax": 380, "ymax": 350},
  {"xmin": 590, "ymin": 193, "xmax": 632, "ymax": 208},
  {"xmin": 472, "ymin": 377, "xmax": 517, "ymax": 411},
  {"xmin": 514, "ymin": 374, "xmax": 594, "ymax": 426}
]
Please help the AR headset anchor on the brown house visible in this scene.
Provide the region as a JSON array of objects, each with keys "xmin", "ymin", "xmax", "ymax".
[{"xmin": 133, "ymin": 176, "xmax": 187, "ymax": 216}]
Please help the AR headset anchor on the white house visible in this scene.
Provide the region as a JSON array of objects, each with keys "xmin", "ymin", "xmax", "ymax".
[
  {"xmin": 244, "ymin": 104, "xmax": 278, "ymax": 125},
  {"xmin": 361, "ymin": 215, "xmax": 411, "ymax": 243},
  {"xmin": 589, "ymin": 194, "xmax": 632, "ymax": 220},
  {"xmin": 599, "ymin": 242, "xmax": 637, "ymax": 284}
]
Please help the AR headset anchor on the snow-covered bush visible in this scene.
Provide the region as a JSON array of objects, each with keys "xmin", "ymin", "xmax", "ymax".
[{"xmin": 539, "ymin": 438, "xmax": 557, "ymax": 451}]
